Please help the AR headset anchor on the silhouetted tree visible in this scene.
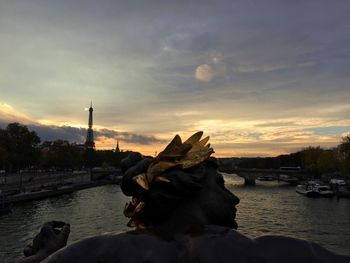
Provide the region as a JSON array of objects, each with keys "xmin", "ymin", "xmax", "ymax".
[
  {"xmin": 300, "ymin": 146, "xmax": 324, "ymax": 176},
  {"xmin": 339, "ymin": 134, "xmax": 350, "ymax": 174},
  {"xmin": 0, "ymin": 123, "xmax": 40, "ymax": 172},
  {"xmin": 316, "ymin": 148, "xmax": 339, "ymax": 175},
  {"xmin": 41, "ymin": 140, "xmax": 84, "ymax": 170},
  {"xmin": 0, "ymin": 128, "xmax": 8, "ymax": 169}
]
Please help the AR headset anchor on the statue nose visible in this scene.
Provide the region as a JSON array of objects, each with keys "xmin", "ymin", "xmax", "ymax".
[
  {"xmin": 229, "ymin": 191, "xmax": 240, "ymax": 205},
  {"xmin": 232, "ymin": 194, "xmax": 240, "ymax": 205},
  {"xmin": 225, "ymin": 188, "xmax": 239, "ymax": 205}
]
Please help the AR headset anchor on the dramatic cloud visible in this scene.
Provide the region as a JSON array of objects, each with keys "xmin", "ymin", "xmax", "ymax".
[
  {"xmin": 29, "ymin": 124, "xmax": 86, "ymax": 143},
  {"xmin": 0, "ymin": 101, "xmax": 164, "ymax": 146},
  {"xmin": 1, "ymin": 0, "xmax": 350, "ymax": 156},
  {"xmin": 95, "ymin": 128, "xmax": 165, "ymax": 145}
]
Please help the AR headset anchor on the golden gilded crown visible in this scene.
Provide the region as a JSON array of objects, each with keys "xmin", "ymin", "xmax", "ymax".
[{"xmin": 124, "ymin": 131, "xmax": 214, "ymax": 228}]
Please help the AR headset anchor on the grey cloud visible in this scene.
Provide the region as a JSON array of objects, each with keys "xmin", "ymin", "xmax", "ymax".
[
  {"xmin": 96, "ymin": 128, "xmax": 165, "ymax": 145},
  {"xmin": 1, "ymin": 0, "xmax": 350, "ymax": 138},
  {"xmin": 29, "ymin": 124, "xmax": 86, "ymax": 143},
  {"xmin": 0, "ymin": 121, "xmax": 163, "ymax": 145}
]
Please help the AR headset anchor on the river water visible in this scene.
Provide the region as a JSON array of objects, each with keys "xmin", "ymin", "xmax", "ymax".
[{"xmin": 1, "ymin": 174, "xmax": 349, "ymax": 262}]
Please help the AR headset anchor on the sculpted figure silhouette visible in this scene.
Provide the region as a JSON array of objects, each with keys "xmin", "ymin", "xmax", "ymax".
[{"xmin": 20, "ymin": 132, "xmax": 350, "ymax": 263}]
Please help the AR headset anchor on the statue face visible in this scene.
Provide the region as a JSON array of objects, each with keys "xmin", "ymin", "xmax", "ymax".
[{"xmin": 197, "ymin": 166, "xmax": 240, "ymax": 229}]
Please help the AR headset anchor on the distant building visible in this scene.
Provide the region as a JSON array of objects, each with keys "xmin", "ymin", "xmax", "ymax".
[
  {"xmin": 115, "ymin": 140, "xmax": 120, "ymax": 153},
  {"xmin": 85, "ymin": 102, "xmax": 95, "ymax": 149}
]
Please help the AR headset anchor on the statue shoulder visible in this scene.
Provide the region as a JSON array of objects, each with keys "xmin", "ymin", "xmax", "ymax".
[
  {"xmin": 44, "ymin": 227, "xmax": 259, "ymax": 263},
  {"xmin": 186, "ymin": 225, "xmax": 261, "ymax": 263},
  {"xmin": 255, "ymin": 235, "xmax": 350, "ymax": 263},
  {"xmin": 43, "ymin": 227, "xmax": 350, "ymax": 263},
  {"xmin": 44, "ymin": 232, "xmax": 181, "ymax": 263}
]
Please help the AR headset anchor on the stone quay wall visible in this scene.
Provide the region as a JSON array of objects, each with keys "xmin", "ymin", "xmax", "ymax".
[{"xmin": 0, "ymin": 171, "xmax": 91, "ymax": 193}]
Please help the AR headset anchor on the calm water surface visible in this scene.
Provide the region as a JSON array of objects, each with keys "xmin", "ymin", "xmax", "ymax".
[{"xmin": 1, "ymin": 174, "xmax": 349, "ymax": 262}]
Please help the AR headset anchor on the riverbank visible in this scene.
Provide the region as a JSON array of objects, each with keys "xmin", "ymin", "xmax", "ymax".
[
  {"xmin": 5, "ymin": 178, "xmax": 121, "ymax": 205},
  {"xmin": 0, "ymin": 170, "xmax": 123, "ymax": 211}
]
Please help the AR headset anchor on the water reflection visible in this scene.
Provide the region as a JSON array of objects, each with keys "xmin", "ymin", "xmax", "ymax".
[
  {"xmin": 224, "ymin": 173, "xmax": 350, "ymax": 255},
  {"xmin": 0, "ymin": 186, "xmax": 130, "ymax": 261},
  {"xmin": 0, "ymin": 176, "xmax": 349, "ymax": 262}
]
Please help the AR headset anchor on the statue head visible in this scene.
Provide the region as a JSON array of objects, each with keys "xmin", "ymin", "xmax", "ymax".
[{"xmin": 120, "ymin": 132, "xmax": 240, "ymax": 232}]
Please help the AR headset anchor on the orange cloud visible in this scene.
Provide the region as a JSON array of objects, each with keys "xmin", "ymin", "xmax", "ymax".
[
  {"xmin": 0, "ymin": 102, "xmax": 34, "ymax": 124},
  {"xmin": 0, "ymin": 102, "xmax": 348, "ymax": 157}
]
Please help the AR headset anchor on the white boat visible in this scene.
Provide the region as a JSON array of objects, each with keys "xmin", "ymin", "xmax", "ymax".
[
  {"xmin": 257, "ymin": 175, "xmax": 275, "ymax": 181},
  {"xmin": 296, "ymin": 182, "xmax": 334, "ymax": 198},
  {"xmin": 296, "ymin": 184, "xmax": 320, "ymax": 197},
  {"xmin": 279, "ymin": 174, "xmax": 299, "ymax": 184},
  {"xmin": 330, "ymin": 179, "xmax": 346, "ymax": 186}
]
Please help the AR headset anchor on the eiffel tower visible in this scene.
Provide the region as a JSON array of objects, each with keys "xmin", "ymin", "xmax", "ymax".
[{"xmin": 85, "ymin": 102, "xmax": 95, "ymax": 149}]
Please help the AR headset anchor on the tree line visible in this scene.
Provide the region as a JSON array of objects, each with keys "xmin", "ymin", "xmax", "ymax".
[
  {"xmin": 0, "ymin": 123, "xmax": 130, "ymax": 173},
  {"xmin": 1, "ymin": 122, "xmax": 349, "ymax": 176},
  {"xmin": 237, "ymin": 135, "xmax": 350, "ymax": 177}
]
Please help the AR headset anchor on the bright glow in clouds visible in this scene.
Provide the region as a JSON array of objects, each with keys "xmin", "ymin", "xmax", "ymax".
[
  {"xmin": 0, "ymin": 102, "xmax": 349, "ymax": 157},
  {"xmin": 0, "ymin": 103, "xmax": 33, "ymax": 123},
  {"xmin": 1, "ymin": 1, "xmax": 350, "ymax": 157},
  {"xmin": 195, "ymin": 64, "xmax": 214, "ymax": 81}
]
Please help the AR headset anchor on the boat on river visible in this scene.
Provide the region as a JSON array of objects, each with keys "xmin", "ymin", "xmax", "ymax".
[
  {"xmin": 296, "ymin": 184, "xmax": 320, "ymax": 197},
  {"xmin": 257, "ymin": 175, "xmax": 275, "ymax": 181},
  {"xmin": 296, "ymin": 182, "xmax": 334, "ymax": 198},
  {"xmin": 279, "ymin": 174, "xmax": 299, "ymax": 184}
]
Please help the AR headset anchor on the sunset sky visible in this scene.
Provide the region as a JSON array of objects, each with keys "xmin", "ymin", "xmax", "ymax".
[{"xmin": 1, "ymin": 0, "xmax": 350, "ymax": 157}]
